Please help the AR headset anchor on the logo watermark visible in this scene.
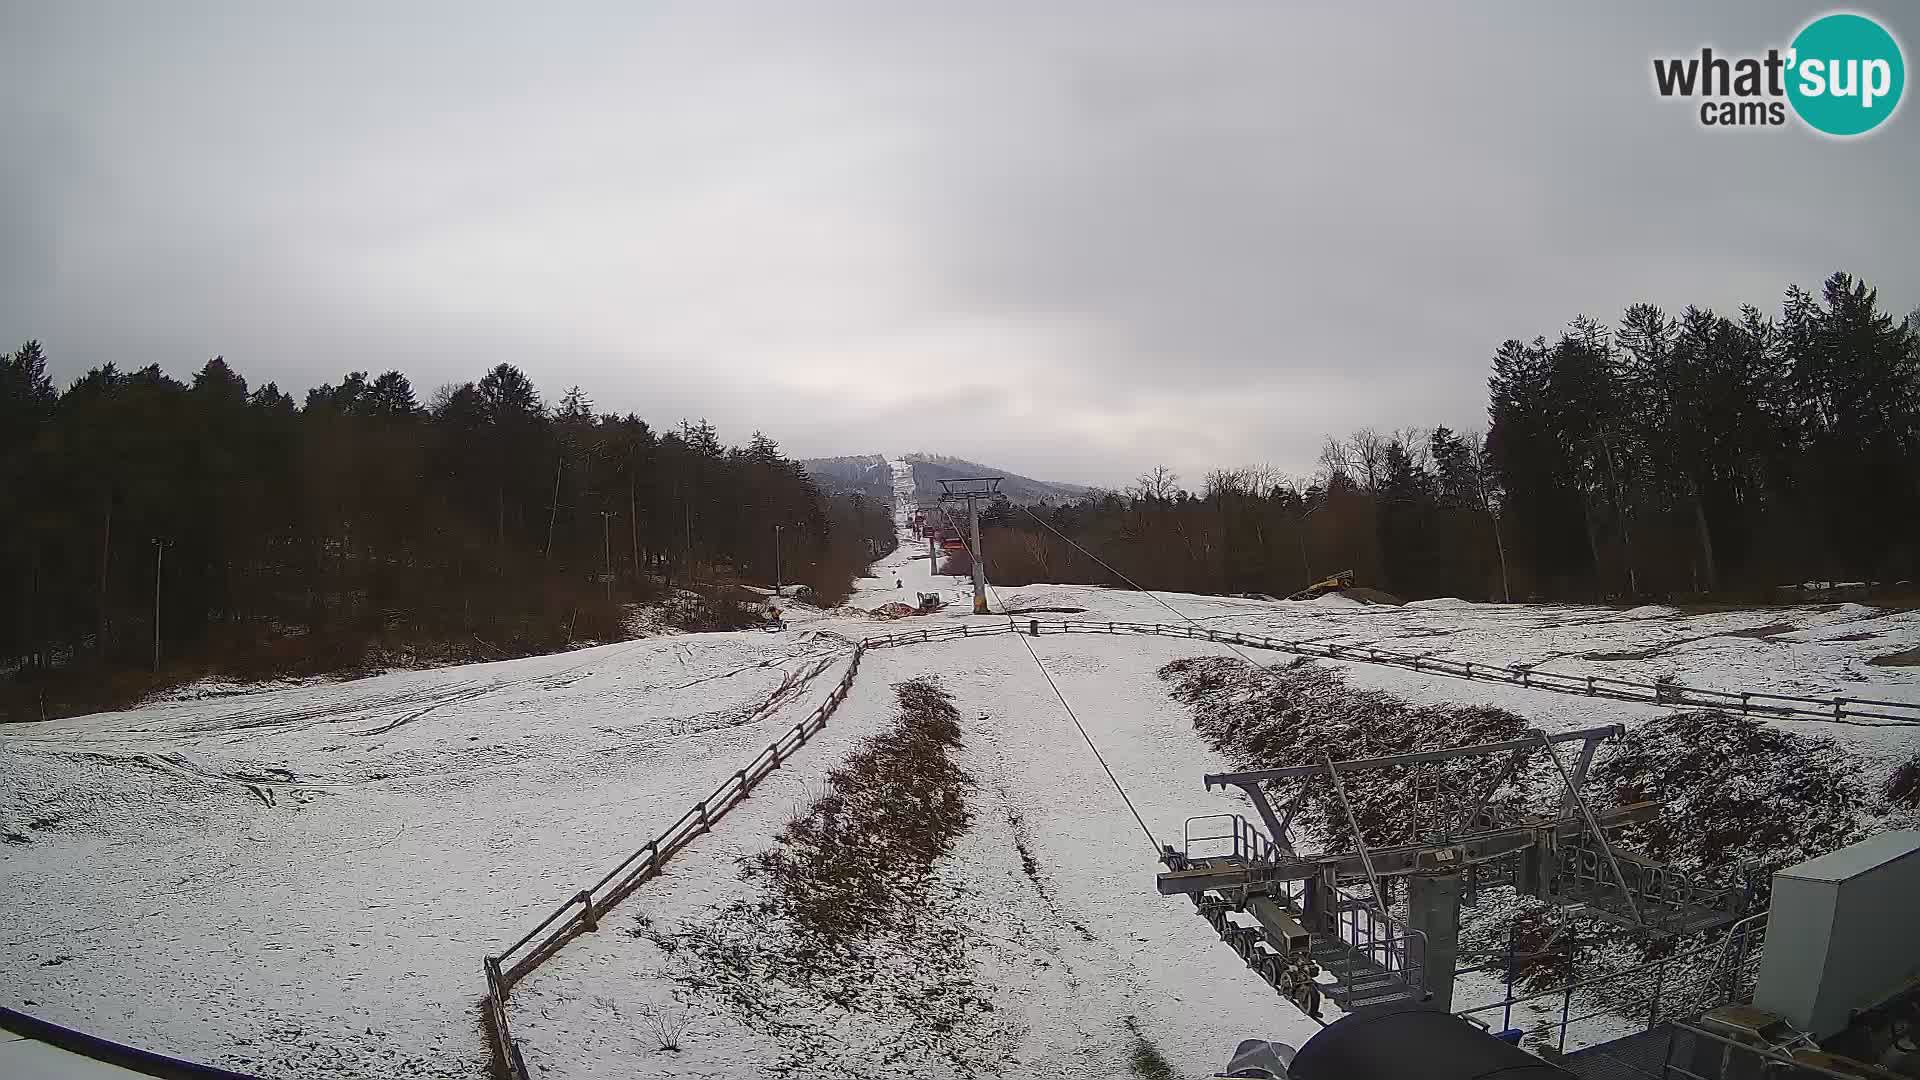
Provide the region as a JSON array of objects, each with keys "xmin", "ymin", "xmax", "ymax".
[{"xmin": 1652, "ymin": 11, "xmax": 1904, "ymax": 136}]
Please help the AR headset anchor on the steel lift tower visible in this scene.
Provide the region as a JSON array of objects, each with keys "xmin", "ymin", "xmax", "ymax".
[
  {"xmin": 1158, "ymin": 725, "xmax": 1764, "ymax": 1017},
  {"xmin": 937, "ymin": 476, "xmax": 1002, "ymax": 615}
]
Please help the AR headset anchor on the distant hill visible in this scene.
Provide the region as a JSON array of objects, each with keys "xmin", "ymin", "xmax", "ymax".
[
  {"xmin": 905, "ymin": 453, "xmax": 1095, "ymax": 507},
  {"xmin": 803, "ymin": 452, "xmax": 1096, "ymax": 508},
  {"xmin": 800, "ymin": 455, "xmax": 892, "ymax": 502}
]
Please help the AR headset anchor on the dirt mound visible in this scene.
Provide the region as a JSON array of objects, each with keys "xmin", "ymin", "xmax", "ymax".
[
  {"xmin": 1158, "ymin": 656, "xmax": 1536, "ymax": 849},
  {"xmin": 1338, "ymin": 587, "xmax": 1404, "ymax": 606},
  {"xmin": 868, "ymin": 602, "xmax": 923, "ymax": 619},
  {"xmin": 1593, "ymin": 710, "xmax": 1867, "ymax": 873},
  {"xmin": 1160, "ymin": 653, "xmax": 1875, "ymax": 878},
  {"xmin": 1886, "ymin": 756, "xmax": 1920, "ymax": 809}
]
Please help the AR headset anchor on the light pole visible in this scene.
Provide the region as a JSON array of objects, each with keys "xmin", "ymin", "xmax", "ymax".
[
  {"xmin": 150, "ymin": 537, "xmax": 170, "ymax": 673},
  {"xmin": 598, "ymin": 511, "xmax": 618, "ymax": 602},
  {"xmin": 773, "ymin": 523, "xmax": 784, "ymax": 596},
  {"xmin": 1296, "ymin": 501, "xmax": 1323, "ymax": 587}
]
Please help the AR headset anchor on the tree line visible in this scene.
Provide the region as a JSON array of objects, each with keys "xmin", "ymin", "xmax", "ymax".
[
  {"xmin": 969, "ymin": 272, "xmax": 1920, "ymax": 602},
  {"xmin": 0, "ymin": 352, "xmax": 893, "ymax": 718}
]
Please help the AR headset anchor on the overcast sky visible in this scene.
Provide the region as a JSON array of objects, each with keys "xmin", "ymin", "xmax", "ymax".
[{"xmin": 4, "ymin": 3, "xmax": 1915, "ymax": 487}]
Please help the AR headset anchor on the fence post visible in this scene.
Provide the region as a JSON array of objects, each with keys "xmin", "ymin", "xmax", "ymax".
[
  {"xmin": 1587, "ymin": 676, "xmax": 1595, "ymax": 697},
  {"xmin": 1649, "ymin": 958, "xmax": 1666, "ymax": 1029},
  {"xmin": 1464, "ymin": 662, "xmax": 1473, "ymax": 680},
  {"xmin": 1558, "ymin": 930, "xmax": 1575, "ymax": 1053},
  {"xmin": 695, "ymin": 801, "xmax": 709, "ymax": 831},
  {"xmin": 1833, "ymin": 697, "xmax": 1844, "ymax": 721},
  {"xmin": 579, "ymin": 890, "xmax": 597, "ymax": 932}
]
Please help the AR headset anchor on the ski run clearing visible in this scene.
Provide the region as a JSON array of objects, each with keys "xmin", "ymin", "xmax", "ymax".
[{"xmin": 5, "ymin": 517, "xmax": 1920, "ymax": 1079}]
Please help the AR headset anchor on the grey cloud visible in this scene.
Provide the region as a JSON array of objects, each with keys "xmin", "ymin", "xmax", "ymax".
[{"xmin": 2, "ymin": 1, "xmax": 1915, "ymax": 488}]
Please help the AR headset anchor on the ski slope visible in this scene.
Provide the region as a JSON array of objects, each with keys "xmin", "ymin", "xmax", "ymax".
[{"xmin": 4, "ymin": 506, "xmax": 1918, "ymax": 1077}]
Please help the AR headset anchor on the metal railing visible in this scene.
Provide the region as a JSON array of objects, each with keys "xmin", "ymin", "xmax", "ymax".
[
  {"xmin": 479, "ymin": 645, "xmax": 866, "ymax": 1080},
  {"xmin": 1657, "ymin": 1020, "xmax": 1878, "ymax": 1080},
  {"xmin": 1182, "ymin": 813, "xmax": 1281, "ymax": 864},
  {"xmin": 1329, "ymin": 898, "xmax": 1427, "ymax": 1000},
  {"xmin": 1177, "ymin": 813, "xmax": 1425, "ymax": 1008},
  {"xmin": 1456, "ymin": 915, "xmax": 1768, "ymax": 1054}
]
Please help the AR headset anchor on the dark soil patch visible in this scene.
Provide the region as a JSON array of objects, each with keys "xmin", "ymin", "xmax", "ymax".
[
  {"xmin": 1717, "ymin": 622, "xmax": 1796, "ymax": 640},
  {"xmin": 1123, "ymin": 1017, "xmax": 1177, "ymax": 1080},
  {"xmin": 663, "ymin": 587, "xmax": 767, "ymax": 632},
  {"xmin": 1339, "ymin": 587, "xmax": 1405, "ymax": 606},
  {"xmin": 1868, "ymin": 647, "xmax": 1920, "ymax": 667},
  {"xmin": 1586, "ymin": 623, "xmax": 1793, "ymax": 662},
  {"xmin": 1593, "ymin": 711, "xmax": 1866, "ymax": 872},
  {"xmin": 1585, "ymin": 647, "xmax": 1666, "ymax": 661},
  {"xmin": 1002, "ymin": 797, "xmax": 1096, "ymax": 943},
  {"xmin": 1886, "ymin": 756, "xmax": 1920, "ymax": 810}
]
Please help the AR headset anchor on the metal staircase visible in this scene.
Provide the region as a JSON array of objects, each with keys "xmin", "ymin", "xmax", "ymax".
[
  {"xmin": 1311, "ymin": 899, "xmax": 1423, "ymax": 1010},
  {"xmin": 1162, "ymin": 814, "xmax": 1427, "ymax": 1016}
]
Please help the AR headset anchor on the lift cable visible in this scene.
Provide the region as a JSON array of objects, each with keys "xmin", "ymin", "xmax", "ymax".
[
  {"xmin": 944, "ymin": 513, "xmax": 1162, "ymax": 855},
  {"xmin": 1018, "ymin": 504, "xmax": 1920, "ymax": 731},
  {"xmin": 1016, "ymin": 504, "xmax": 1272, "ymax": 670}
]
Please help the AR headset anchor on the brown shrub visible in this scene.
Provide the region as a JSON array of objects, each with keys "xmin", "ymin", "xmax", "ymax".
[{"xmin": 747, "ymin": 677, "xmax": 971, "ymax": 944}]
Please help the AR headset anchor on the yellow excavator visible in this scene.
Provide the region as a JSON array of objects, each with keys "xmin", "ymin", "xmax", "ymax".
[{"xmin": 1285, "ymin": 570, "xmax": 1355, "ymax": 602}]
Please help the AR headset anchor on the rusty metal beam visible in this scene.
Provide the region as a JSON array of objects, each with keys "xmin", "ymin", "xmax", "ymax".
[
  {"xmin": 1155, "ymin": 802, "xmax": 1658, "ymax": 896},
  {"xmin": 1205, "ymin": 725, "xmax": 1622, "ymax": 787}
]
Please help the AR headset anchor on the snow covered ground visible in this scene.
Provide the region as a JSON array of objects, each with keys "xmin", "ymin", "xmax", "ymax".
[
  {"xmin": 4, "ymin": 502, "xmax": 1918, "ymax": 1078},
  {"xmin": 501, "ymin": 630, "xmax": 1326, "ymax": 1080},
  {"xmin": 0, "ymin": 632, "xmax": 857, "ymax": 1078}
]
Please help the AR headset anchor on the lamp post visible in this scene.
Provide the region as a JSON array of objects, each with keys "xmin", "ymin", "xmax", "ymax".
[
  {"xmin": 773, "ymin": 523, "xmax": 784, "ymax": 596},
  {"xmin": 1297, "ymin": 500, "xmax": 1324, "ymax": 587},
  {"xmin": 150, "ymin": 537, "xmax": 171, "ymax": 673},
  {"xmin": 598, "ymin": 511, "xmax": 618, "ymax": 602}
]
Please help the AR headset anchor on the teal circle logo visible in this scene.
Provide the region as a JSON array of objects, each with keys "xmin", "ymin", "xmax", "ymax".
[{"xmin": 1787, "ymin": 13, "xmax": 1905, "ymax": 136}]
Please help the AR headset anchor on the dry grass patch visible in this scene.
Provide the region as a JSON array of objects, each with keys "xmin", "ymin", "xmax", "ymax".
[{"xmin": 747, "ymin": 677, "xmax": 972, "ymax": 943}]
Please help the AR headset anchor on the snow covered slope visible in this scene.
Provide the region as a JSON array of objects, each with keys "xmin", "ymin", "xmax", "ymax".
[
  {"xmin": 0, "ymin": 632, "xmax": 858, "ymax": 1078},
  {"xmin": 5, "ymin": 506, "xmax": 1917, "ymax": 1078},
  {"xmin": 502, "ymin": 631, "xmax": 1326, "ymax": 1080}
]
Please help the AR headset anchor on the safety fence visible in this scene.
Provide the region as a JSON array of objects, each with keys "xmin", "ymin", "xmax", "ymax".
[
  {"xmin": 477, "ymin": 614, "xmax": 1915, "ymax": 1076},
  {"xmin": 1561, "ymin": 1017, "xmax": 1874, "ymax": 1080},
  {"xmin": 1457, "ymin": 912, "xmax": 1768, "ymax": 1055},
  {"xmin": 480, "ymin": 645, "xmax": 865, "ymax": 1080},
  {"xmin": 860, "ymin": 618, "xmax": 1920, "ymax": 728}
]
